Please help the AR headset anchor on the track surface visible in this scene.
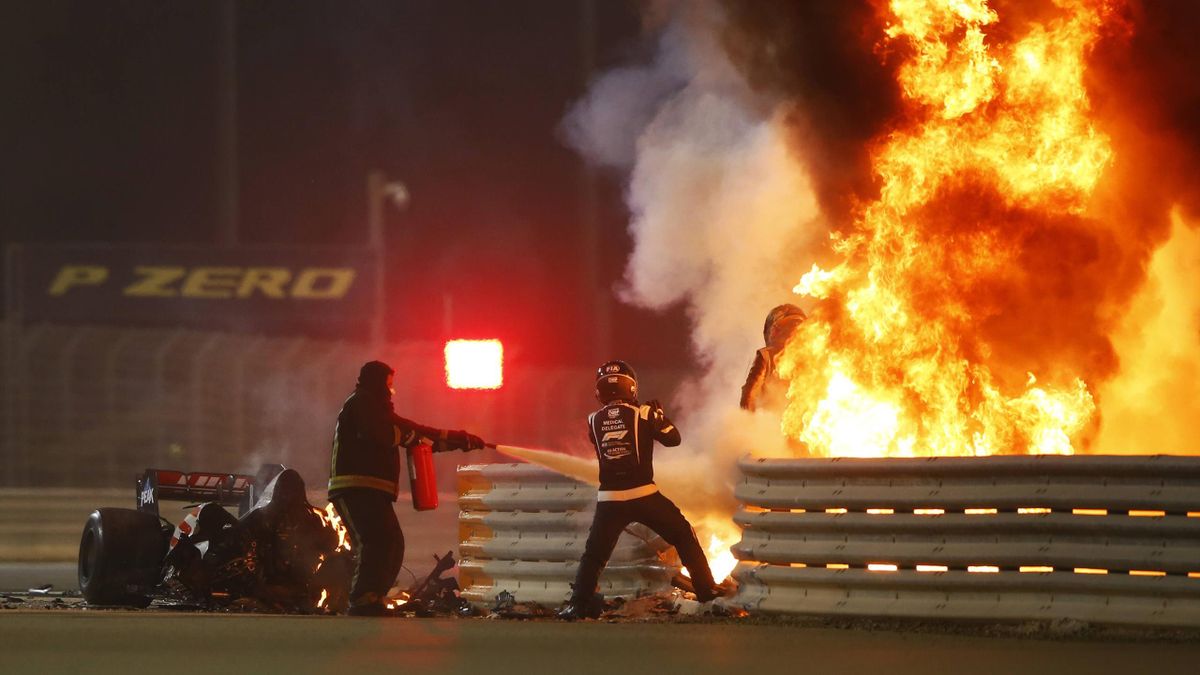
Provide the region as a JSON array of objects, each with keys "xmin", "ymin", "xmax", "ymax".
[{"xmin": 2, "ymin": 610, "xmax": 1200, "ymax": 675}]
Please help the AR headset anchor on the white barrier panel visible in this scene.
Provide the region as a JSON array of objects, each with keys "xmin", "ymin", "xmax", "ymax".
[
  {"xmin": 728, "ymin": 455, "xmax": 1200, "ymax": 628},
  {"xmin": 457, "ymin": 463, "xmax": 677, "ymax": 607}
]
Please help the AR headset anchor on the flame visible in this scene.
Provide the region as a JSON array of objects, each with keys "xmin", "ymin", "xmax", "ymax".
[
  {"xmin": 317, "ymin": 589, "xmax": 328, "ymax": 609},
  {"xmin": 680, "ymin": 516, "xmax": 740, "ymax": 585},
  {"xmin": 313, "ymin": 502, "xmax": 351, "ymax": 552},
  {"xmin": 777, "ymin": 0, "xmax": 1120, "ymax": 457}
]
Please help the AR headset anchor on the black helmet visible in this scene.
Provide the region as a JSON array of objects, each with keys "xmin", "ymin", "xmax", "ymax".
[
  {"xmin": 595, "ymin": 360, "xmax": 638, "ymax": 404},
  {"xmin": 763, "ymin": 304, "xmax": 806, "ymax": 346}
]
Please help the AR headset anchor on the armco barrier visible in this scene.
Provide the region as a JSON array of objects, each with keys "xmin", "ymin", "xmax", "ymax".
[
  {"xmin": 728, "ymin": 455, "xmax": 1200, "ymax": 627},
  {"xmin": 457, "ymin": 463, "xmax": 677, "ymax": 607}
]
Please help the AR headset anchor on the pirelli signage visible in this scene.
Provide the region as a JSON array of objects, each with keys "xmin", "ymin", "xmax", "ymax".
[{"xmin": 7, "ymin": 244, "xmax": 378, "ymax": 338}]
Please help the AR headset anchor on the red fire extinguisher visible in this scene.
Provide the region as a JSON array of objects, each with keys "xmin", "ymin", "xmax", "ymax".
[{"xmin": 406, "ymin": 442, "xmax": 438, "ymax": 511}]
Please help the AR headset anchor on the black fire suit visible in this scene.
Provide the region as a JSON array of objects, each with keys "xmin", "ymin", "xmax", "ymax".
[
  {"xmin": 327, "ymin": 372, "xmax": 479, "ymax": 612},
  {"xmin": 569, "ymin": 399, "xmax": 717, "ymax": 607}
]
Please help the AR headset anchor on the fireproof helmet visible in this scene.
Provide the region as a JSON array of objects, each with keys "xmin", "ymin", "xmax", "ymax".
[
  {"xmin": 357, "ymin": 360, "xmax": 395, "ymax": 394},
  {"xmin": 763, "ymin": 304, "xmax": 806, "ymax": 347},
  {"xmin": 595, "ymin": 360, "xmax": 638, "ymax": 404}
]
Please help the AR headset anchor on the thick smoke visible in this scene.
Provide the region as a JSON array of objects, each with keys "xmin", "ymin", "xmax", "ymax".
[{"xmin": 563, "ymin": 1, "xmax": 824, "ymax": 516}]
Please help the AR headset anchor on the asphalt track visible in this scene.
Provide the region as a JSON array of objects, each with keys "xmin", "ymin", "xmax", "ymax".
[{"xmin": 4, "ymin": 609, "xmax": 1200, "ymax": 675}]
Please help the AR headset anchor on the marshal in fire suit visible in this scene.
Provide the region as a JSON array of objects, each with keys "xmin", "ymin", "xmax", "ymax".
[
  {"xmin": 560, "ymin": 360, "xmax": 718, "ymax": 620},
  {"xmin": 328, "ymin": 360, "xmax": 484, "ymax": 616}
]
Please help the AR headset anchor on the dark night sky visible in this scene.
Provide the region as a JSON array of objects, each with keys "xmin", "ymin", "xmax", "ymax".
[{"xmin": 3, "ymin": 1, "xmax": 692, "ymax": 368}]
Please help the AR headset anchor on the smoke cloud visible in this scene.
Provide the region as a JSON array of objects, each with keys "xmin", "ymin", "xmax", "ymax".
[{"xmin": 563, "ymin": 1, "xmax": 824, "ymax": 517}]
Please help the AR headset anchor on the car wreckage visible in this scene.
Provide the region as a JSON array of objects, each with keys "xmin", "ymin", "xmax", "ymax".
[{"xmin": 77, "ymin": 465, "xmax": 463, "ymax": 614}]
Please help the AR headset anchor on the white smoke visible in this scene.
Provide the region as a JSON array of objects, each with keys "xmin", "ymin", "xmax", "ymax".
[{"xmin": 563, "ymin": 2, "xmax": 827, "ymax": 514}]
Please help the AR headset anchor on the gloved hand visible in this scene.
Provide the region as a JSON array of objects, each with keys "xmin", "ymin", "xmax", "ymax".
[
  {"xmin": 446, "ymin": 429, "xmax": 486, "ymax": 452},
  {"xmin": 646, "ymin": 399, "xmax": 665, "ymax": 423}
]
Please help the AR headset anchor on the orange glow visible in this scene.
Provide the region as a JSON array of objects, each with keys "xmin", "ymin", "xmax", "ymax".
[
  {"xmin": 1020, "ymin": 566, "xmax": 1054, "ymax": 573},
  {"xmin": 1073, "ymin": 509, "xmax": 1108, "ymax": 516},
  {"xmin": 1129, "ymin": 510, "xmax": 1166, "ymax": 517},
  {"xmin": 827, "ymin": 563, "xmax": 850, "ymax": 570},
  {"xmin": 1129, "ymin": 570, "xmax": 1166, "ymax": 577},
  {"xmin": 1018, "ymin": 508, "xmax": 1052, "ymax": 514},
  {"xmin": 313, "ymin": 502, "xmax": 351, "ymax": 553},
  {"xmin": 1074, "ymin": 568, "xmax": 1109, "ymax": 575},
  {"xmin": 681, "ymin": 533, "xmax": 739, "ymax": 585},
  {"xmin": 965, "ymin": 509, "xmax": 998, "ymax": 515},
  {"xmin": 444, "ymin": 339, "xmax": 503, "ymax": 390},
  {"xmin": 825, "ymin": 508, "xmax": 848, "ymax": 514},
  {"xmin": 775, "ymin": 0, "xmax": 1119, "ymax": 458}
]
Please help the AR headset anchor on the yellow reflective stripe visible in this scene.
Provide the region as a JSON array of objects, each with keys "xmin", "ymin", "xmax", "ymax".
[
  {"xmin": 597, "ymin": 484, "xmax": 659, "ymax": 502},
  {"xmin": 328, "ymin": 474, "xmax": 398, "ymax": 494}
]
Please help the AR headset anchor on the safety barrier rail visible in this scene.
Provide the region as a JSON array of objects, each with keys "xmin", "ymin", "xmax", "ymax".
[
  {"xmin": 457, "ymin": 463, "xmax": 676, "ymax": 607},
  {"xmin": 727, "ymin": 455, "xmax": 1200, "ymax": 628}
]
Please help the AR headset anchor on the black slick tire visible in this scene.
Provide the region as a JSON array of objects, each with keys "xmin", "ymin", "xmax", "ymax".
[{"xmin": 78, "ymin": 508, "xmax": 167, "ymax": 607}]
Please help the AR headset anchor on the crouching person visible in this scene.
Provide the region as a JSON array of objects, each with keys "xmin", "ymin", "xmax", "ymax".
[
  {"xmin": 558, "ymin": 360, "xmax": 719, "ymax": 620},
  {"xmin": 328, "ymin": 360, "xmax": 484, "ymax": 616}
]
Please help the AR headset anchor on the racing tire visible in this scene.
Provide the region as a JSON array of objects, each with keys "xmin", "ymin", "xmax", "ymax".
[{"xmin": 78, "ymin": 508, "xmax": 167, "ymax": 607}]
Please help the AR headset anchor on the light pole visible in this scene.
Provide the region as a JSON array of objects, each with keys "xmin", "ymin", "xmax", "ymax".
[{"xmin": 367, "ymin": 171, "xmax": 410, "ymax": 348}]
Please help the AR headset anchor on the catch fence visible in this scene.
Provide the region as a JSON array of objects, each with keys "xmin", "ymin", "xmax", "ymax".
[
  {"xmin": 1, "ymin": 322, "xmax": 657, "ymax": 489},
  {"xmin": 727, "ymin": 455, "xmax": 1200, "ymax": 628},
  {"xmin": 457, "ymin": 463, "xmax": 677, "ymax": 607}
]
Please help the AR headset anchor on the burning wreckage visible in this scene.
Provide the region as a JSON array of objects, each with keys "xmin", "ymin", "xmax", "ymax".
[{"xmin": 76, "ymin": 465, "xmax": 462, "ymax": 615}]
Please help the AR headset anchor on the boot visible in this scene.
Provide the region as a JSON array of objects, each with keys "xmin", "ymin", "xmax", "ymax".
[{"xmin": 556, "ymin": 593, "xmax": 604, "ymax": 621}]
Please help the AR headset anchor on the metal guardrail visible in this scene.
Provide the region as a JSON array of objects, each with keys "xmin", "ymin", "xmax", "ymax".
[
  {"xmin": 457, "ymin": 463, "xmax": 677, "ymax": 607},
  {"xmin": 727, "ymin": 455, "xmax": 1200, "ymax": 628}
]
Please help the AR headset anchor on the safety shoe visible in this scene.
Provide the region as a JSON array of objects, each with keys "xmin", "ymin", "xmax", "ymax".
[
  {"xmin": 556, "ymin": 593, "xmax": 604, "ymax": 621},
  {"xmin": 556, "ymin": 602, "xmax": 584, "ymax": 621}
]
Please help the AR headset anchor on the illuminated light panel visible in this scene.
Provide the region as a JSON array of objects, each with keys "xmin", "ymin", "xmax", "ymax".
[
  {"xmin": 965, "ymin": 509, "xmax": 998, "ymax": 515},
  {"xmin": 825, "ymin": 508, "xmax": 848, "ymax": 514},
  {"xmin": 1018, "ymin": 508, "xmax": 1052, "ymax": 514},
  {"xmin": 967, "ymin": 566, "xmax": 1000, "ymax": 573},
  {"xmin": 1188, "ymin": 512, "xmax": 1200, "ymax": 518},
  {"xmin": 743, "ymin": 505, "xmax": 769, "ymax": 513},
  {"xmin": 866, "ymin": 509, "xmax": 895, "ymax": 515},
  {"xmin": 790, "ymin": 563, "xmax": 808, "ymax": 568},
  {"xmin": 444, "ymin": 339, "xmax": 503, "ymax": 390},
  {"xmin": 826, "ymin": 563, "xmax": 850, "ymax": 570},
  {"xmin": 790, "ymin": 508, "xmax": 808, "ymax": 513},
  {"xmin": 1189, "ymin": 573, "xmax": 1200, "ymax": 579},
  {"xmin": 1129, "ymin": 510, "xmax": 1166, "ymax": 517},
  {"xmin": 1020, "ymin": 566, "xmax": 1054, "ymax": 573},
  {"xmin": 1074, "ymin": 568, "xmax": 1109, "ymax": 575},
  {"xmin": 916, "ymin": 565, "xmax": 948, "ymax": 572},
  {"xmin": 868, "ymin": 563, "xmax": 899, "ymax": 572},
  {"xmin": 1073, "ymin": 509, "xmax": 1107, "ymax": 516},
  {"xmin": 914, "ymin": 509, "xmax": 945, "ymax": 515},
  {"xmin": 1129, "ymin": 570, "xmax": 1166, "ymax": 577}
]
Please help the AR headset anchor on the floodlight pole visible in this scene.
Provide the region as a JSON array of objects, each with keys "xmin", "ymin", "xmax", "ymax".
[{"xmin": 367, "ymin": 171, "xmax": 410, "ymax": 348}]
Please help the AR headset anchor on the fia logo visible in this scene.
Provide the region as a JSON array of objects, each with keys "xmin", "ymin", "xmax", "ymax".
[
  {"xmin": 604, "ymin": 364, "xmax": 622, "ymax": 373},
  {"xmin": 607, "ymin": 407, "xmax": 621, "ymax": 419}
]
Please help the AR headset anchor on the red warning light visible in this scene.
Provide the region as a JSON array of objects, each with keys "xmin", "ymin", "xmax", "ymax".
[{"xmin": 444, "ymin": 339, "xmax": 503, "ymax": 390}]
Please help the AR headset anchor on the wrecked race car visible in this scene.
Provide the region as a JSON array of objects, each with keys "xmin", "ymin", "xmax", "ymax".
[{"xmin": 77, "ymin": 465, "xmax": 353, "ymax": 612}]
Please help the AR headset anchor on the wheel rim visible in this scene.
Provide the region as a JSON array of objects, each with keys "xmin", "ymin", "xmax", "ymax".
[{"xmin": 79, "ymin": 528, "xmax": 96, "ymax": 584}]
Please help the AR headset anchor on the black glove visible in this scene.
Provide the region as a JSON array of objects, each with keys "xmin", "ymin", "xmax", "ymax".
[
  {"xmin": 445, "ymin": 429, "xmax": 485, "ymax": 452},
  {"xmin": 646, "ymin": 399, "xmax": 665, "ymax": 422}
]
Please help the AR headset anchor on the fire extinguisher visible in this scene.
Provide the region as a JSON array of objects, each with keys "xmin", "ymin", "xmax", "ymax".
[{"xmin": 406, "ymin": 442, "xmax": 438, "ymax": 511}]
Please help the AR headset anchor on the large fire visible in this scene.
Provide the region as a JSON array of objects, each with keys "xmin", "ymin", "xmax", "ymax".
[{"xmin": 778, "ymin": 0, "xmax": 1121, "ymax": 458}]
